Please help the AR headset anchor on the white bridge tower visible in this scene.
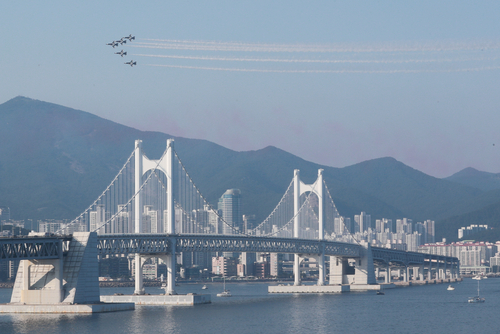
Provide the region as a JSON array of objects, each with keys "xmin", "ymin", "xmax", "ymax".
[
  {"xmin": 293, "ymin": 169, "xmax": 325, "ymax": 286},
  {"xmin": 134, "ymin": 139, "xmax": 176, "ymax": 295}
]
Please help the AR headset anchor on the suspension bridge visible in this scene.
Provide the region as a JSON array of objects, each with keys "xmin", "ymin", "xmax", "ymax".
[{"xmin": 0, "ymin": 139, "xmax": 460, "ymax": 312}]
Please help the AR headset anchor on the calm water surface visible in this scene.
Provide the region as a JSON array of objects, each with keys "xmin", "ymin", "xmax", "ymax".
[{"xmin": 1, "ymin": 278, "xmax": 498, "ymax": 334}]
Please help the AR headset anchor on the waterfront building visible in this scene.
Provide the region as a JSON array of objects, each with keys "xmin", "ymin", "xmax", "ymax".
[
  {"xmin": 239, "ymin": 252, "xmax": 256, "ymax": 276},
  {"xmin": 254, "ymin": 261, "xmax": 270, "ymax": 278},
  {"xmin": 237, "ymin": 264, "xmax": 246, "ymax": 277},
  {"xmin": 143, "ymin": 263, "xmax": 157, "ymax": 280},
  {"xmin": 99, "ymin": 255, "xmax": 130, "ymax": 279},
  {"xmin": 490, "ymin": 252, "xmax": 500, "ymax": 272},
  {"xmin": 0, "ymin": 259, "xmax": 20, "ymax": 281},
  {"xmin": 0, "ymin": 261, "xmax": 9, "ymax": 281},
  {"xmin": 212, "ymin": 256, "xmax": 237, "ymax": 277},
  {"xmin": 419, "ymin": 241, "xmax": 498, "ymax": 274}
]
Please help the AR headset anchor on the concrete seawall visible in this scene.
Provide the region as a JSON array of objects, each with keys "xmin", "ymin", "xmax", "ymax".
[
  {"xmin": 100, "ymin": 294, "xmax": 211, "ymax": 305},
  {"xmin": 393, "ymin": 277, "xmax": 463, "ymax": 287},
  {"xmin": 0, "ymin": 303, "xmax": 134, "ymax": 313}
]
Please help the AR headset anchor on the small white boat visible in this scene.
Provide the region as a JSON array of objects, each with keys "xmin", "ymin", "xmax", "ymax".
[
  {"xmin": 217, "ymin": 277, "xmax": 231, "ymax": 297},
  {"xmin": 202, "ymin": 285, "xmax": 208, "ymax": 290},
  {"xmin": 468, "ymin": 296, "xmax": 485, "ymax": 303},
  {"xmin": 217, "ymin": 290, "xmax": 232, "ymax": 297},
  {"xmin": 468, "ymin": 279, "xmax": 485, "ymax": 303},
  {"xmin": 472, "ymin": 275, "xmax": 482, "ymax": 280},
  {"xmin": 447, "ymin": 285, "xmax": 455, "ymax": 291}
]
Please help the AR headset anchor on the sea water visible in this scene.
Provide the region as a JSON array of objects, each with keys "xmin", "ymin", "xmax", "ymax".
[{"xmin": 0, "ymin": 278, "xmax": 497, "ymax": 334}]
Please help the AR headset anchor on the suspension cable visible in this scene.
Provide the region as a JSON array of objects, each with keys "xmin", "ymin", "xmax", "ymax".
[
  {"xmin": 55, "ymin": 149, "xmax": 135, "ymax": 234},
  {"xmin": 91, "ymin": 144, "xmax": 170, "ymax": 233}
]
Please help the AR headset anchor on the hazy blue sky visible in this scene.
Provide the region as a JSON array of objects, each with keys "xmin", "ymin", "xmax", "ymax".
[{"xmin": 2, "ymin": 1, "xmax": 500, "ymax": 178}]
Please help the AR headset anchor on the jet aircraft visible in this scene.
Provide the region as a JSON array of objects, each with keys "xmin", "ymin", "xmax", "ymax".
[
  {"xmin": 114, "ymin": 50, "xmax": 127, "ymax": 57},
  {"xmin": 125, "ymin": 60, "xmax": 137, "ymax": 67},
  {"xmin": 106, "ymin": 41, "xmax": 119, "ymax": 48},
  {"xmin": 124, "ymin": 34, "xmax": 135, "ymax": 41},
  {"xmin": 118, "ymin": 37, "xmax": 127, "ymax": 45}
]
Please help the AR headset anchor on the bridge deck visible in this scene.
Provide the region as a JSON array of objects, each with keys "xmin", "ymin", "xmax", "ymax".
[
  {"xmin": 0, "ymin": 234, "xmax": 459, "ymax": 266},
  {"xmin": 97, "ymin": 234, "xmax": 362, "ymax": 257}
]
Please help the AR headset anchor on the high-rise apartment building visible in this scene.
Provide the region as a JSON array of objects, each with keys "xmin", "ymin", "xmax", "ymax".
[
  {"xmin": 243, "ymin": 214, "xmax": 256, "ymax": 234},
  {"xmin": 354, "ymin": 211, "xmax": 371, "ymax": 233},
  {"xmin": 458, "ymin": 224, "xmax": 489, "ymax": 239},
  {"xmin": 0, "ymin": 207, "xmax": 10, "ymax": 221},
  {"xmin": 90, "ymin": 204, "xmax": 106, "ymax": 234},
  {"xmin": 113, "ymin": 204, "xmax": 130, "ymax": 233},
  {"xmin": 143, "ymin": 205, "xmax": 159, "ymax": 233},
  {"xmin": 424, "ymin": 220, "xmax": 435, "ymax": 244},
  {"xmin": 218, "ymin": 189, "xmax": 242, "ymax": 235}
]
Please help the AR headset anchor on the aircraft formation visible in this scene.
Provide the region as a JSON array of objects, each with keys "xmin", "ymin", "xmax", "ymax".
[{"xmin": 107, "ymin": 34, "xmax": 136, "ymax": 67}]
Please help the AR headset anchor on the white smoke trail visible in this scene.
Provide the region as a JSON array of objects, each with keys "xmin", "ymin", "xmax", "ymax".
[
  {"xmin": 131, "ymin": 38, "xmax": 500, "ymax": 73},
  {"xmin": 133, "ymin": 53, "xmax": 499, "ymax": 64},
  {"xmin": 146, "ymin": 63, "xmax": 500, "ymax": 74},
  {"xmin": 135, "ymin": 38, "xmax": 500, "ymax": 53}
]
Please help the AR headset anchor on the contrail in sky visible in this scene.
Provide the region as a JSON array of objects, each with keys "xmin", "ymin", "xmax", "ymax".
[
  {"xmin": 133, "ymin": 53, "xmax": 498, "ymax": 64},
  {"xmin": 132, "ymin": 38, "xmax": 500, "ymax": 73},
  {"xmin": 136, "ymin": 38, "xmax": 500, "ymax": 53},
  {"xmin": 146, "ymin": 64, "xmax": 500, "ymax": 74}
]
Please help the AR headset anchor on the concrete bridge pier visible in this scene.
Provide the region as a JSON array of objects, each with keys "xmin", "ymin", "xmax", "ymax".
[
  {"xmin": 134, "ymin": 254, "xmax": 145, "ymax": 295},
  {"xmin": 353, "ymin": 244, "xmax": 376, "ymax": 285},
  {"xmin": 412, "ymin": 266, "xmax": 420, "ymax": 281},
  {"xmin": 316, "ymin": 247, "xmax": 325, "ymax": 286},
  {"xmin": 294, "ymin": 254, "xmax": 302, "ymax": 286},
  {"xmin": 17, "ymin": 254, "xmax": 64, "ymax": 304},
  {"xmin": 329, "ymin": 256, "xmax": 349, "ymax": 284},
  {"xmin": 402, "ymin": 268, "xmax": 407, "ymax": 282},
  {"xmin": 2, "ymin": 232, "xmax": 134, "ymax": 313},
  {"xmin": 166, "ymin": 239, "xmax": 177, "ymax": 295}
]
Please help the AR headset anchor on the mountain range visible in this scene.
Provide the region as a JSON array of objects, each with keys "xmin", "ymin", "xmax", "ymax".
[{"xmin": 1, "ymin": 96, "xmax": 500, "ymax": 242}]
